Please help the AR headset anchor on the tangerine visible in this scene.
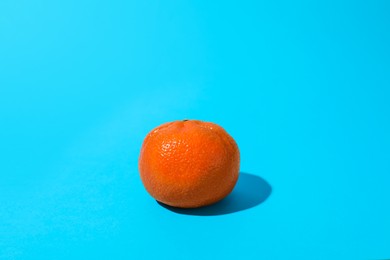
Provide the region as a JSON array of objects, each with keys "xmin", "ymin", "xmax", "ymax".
[{"xmin": 138, "ymin": 120, "xmax": 240, "ymax": 208}]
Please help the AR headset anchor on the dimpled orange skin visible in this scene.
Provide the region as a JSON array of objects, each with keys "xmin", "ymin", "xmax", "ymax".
[{"xmin": 138, "ymin": 120, "xmax": 240, "ymax": 208}]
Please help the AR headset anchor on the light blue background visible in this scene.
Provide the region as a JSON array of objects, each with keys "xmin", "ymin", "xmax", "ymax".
[{"xmin": 1, "ymin": 1, "xmax": 389, "ymax": 259}]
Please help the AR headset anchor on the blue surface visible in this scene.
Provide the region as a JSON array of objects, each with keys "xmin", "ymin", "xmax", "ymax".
[{"xmin": 1, "ymin": 1, "xmax": 389, "ymax": 259}]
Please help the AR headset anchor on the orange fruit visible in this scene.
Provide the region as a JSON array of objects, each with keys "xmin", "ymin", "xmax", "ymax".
[{"xmin": 139, "ymin": 120, "xmax": 240, "ymax": 208}]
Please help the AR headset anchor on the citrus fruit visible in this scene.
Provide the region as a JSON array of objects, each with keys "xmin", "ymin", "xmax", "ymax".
[{"xmin": 138, "ymin": 120, "xmax": 240, "ymax": 208}]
